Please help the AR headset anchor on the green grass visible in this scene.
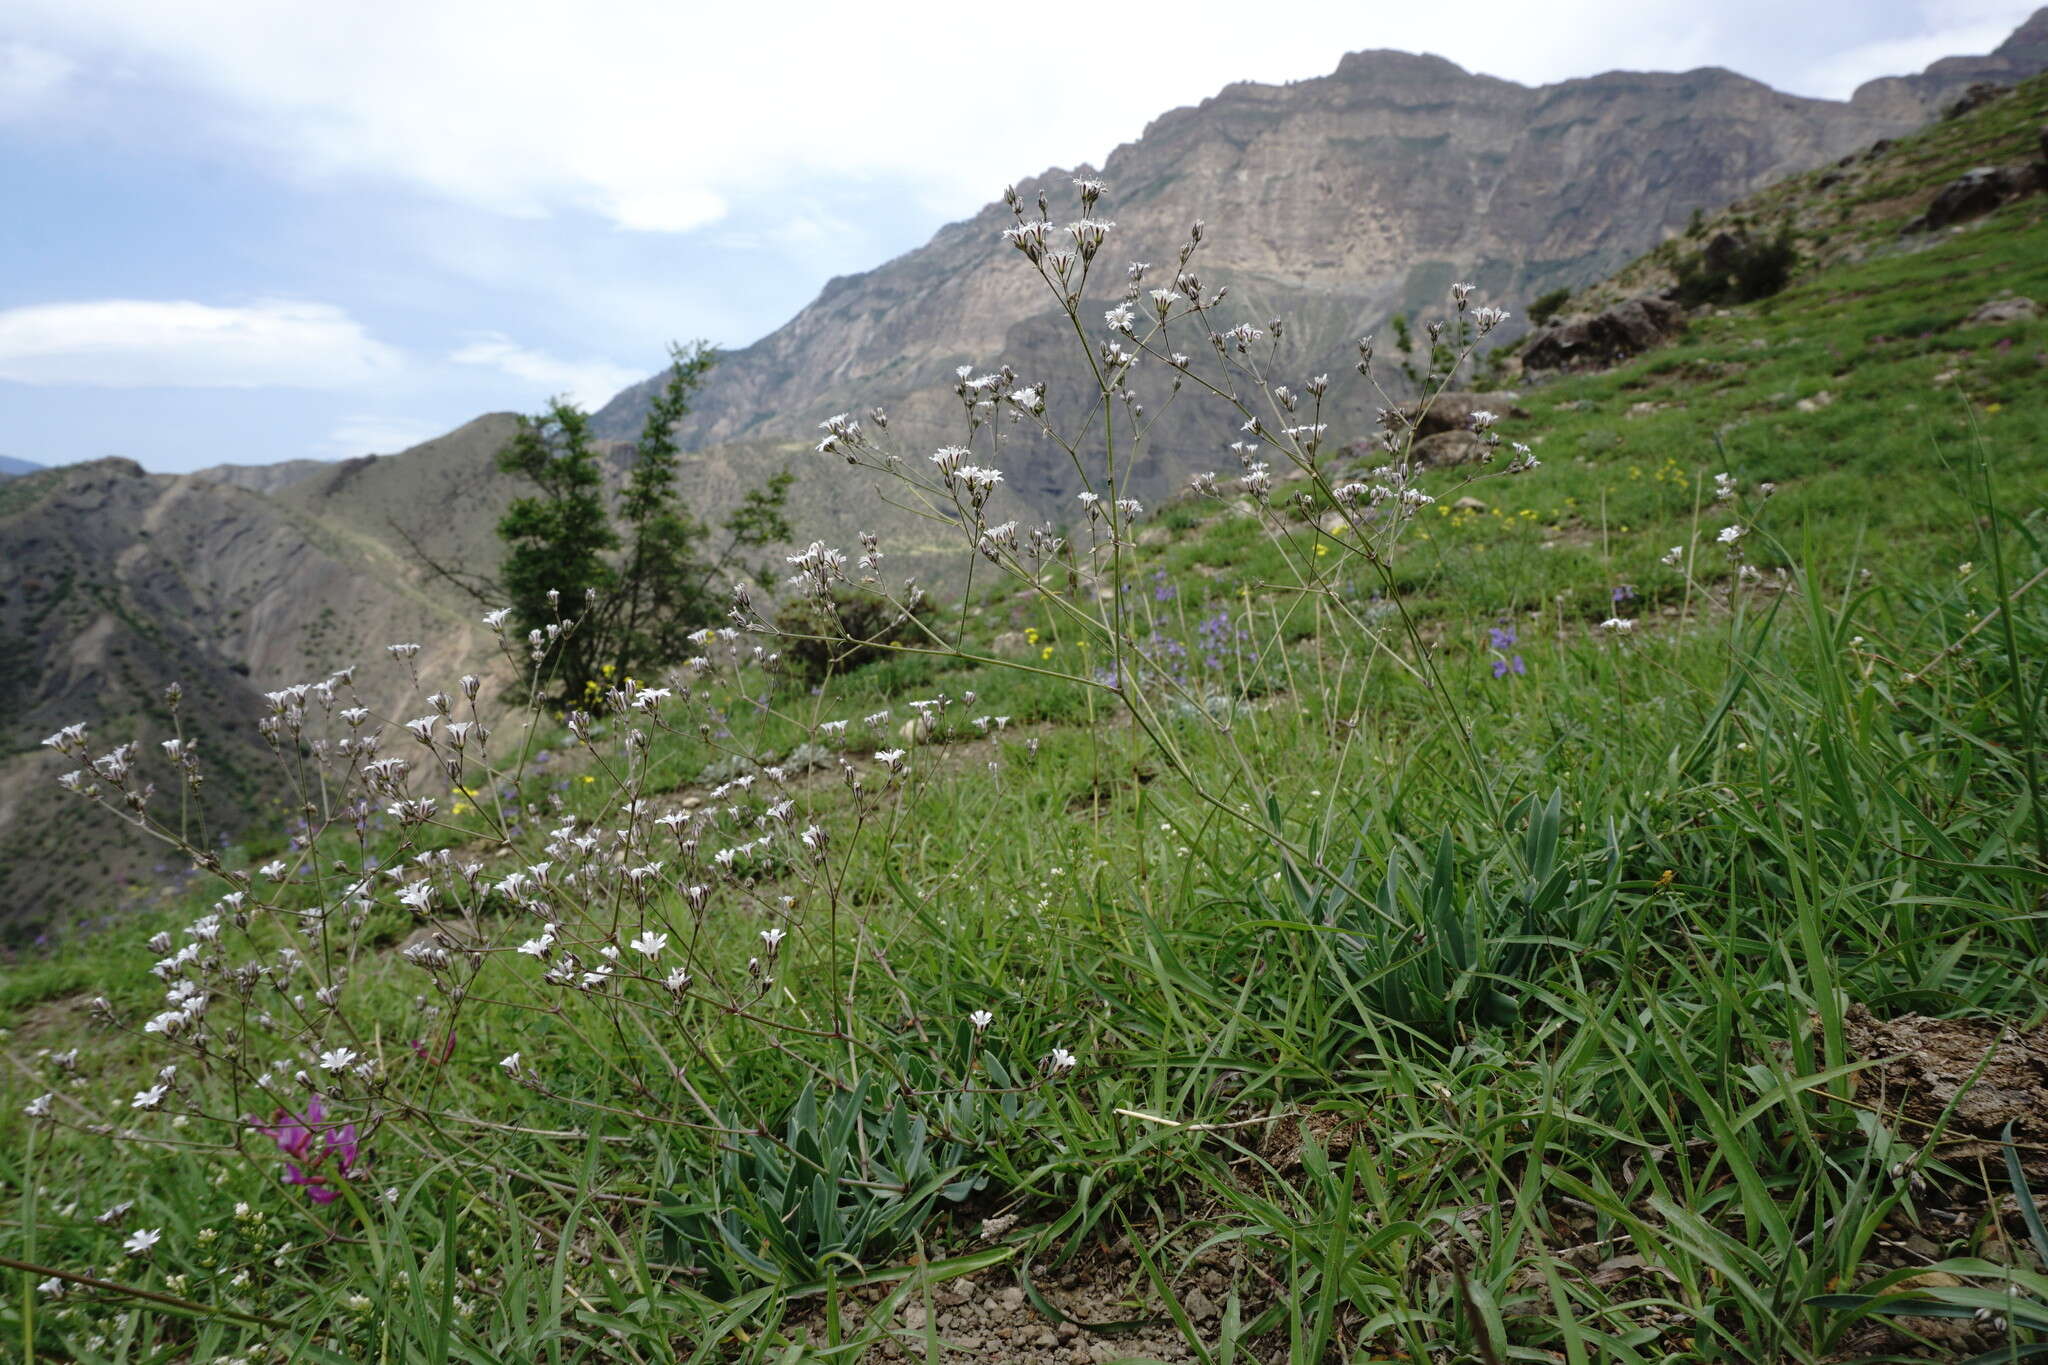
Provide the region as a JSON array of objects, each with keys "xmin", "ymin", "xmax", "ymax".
[{"xmin": 5, "ymin": 85, "xmax": 2048, "ymax": 1365}]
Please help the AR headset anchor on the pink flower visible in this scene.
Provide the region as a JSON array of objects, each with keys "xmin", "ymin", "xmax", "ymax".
[{"xmin": 254, "ymin": 1096, "xmax": 361, "ymax": 1205}]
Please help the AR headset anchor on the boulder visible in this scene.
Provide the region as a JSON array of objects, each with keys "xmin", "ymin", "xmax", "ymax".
[
  {"xmin": 1411, "ymin": 431, "xmax": 1491, "ymax": 466},
  {"xmin": 1522, "ymin": 297, "xmax": 1686, "ymax": 373},
  {"xmin": 1906, "ymin": 166, "xmax": 2018, "ymax": 232},
  {"xmin": 1965, "ymin": 295, "xmax": 2042, "ymax": 326},
  {"xmin": 1943, "ymin": 82, "xmax": 2009, "ymax": 120},
  {"xmin": 1399, "ymin": 391, "xmax": 1528, "ymax": 437}
]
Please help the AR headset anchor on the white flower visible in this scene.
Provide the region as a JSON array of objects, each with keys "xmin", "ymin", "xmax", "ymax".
[
  {"xmin": 629, "ymin": 931, "xmax": 668, "ymax": 959},
  {"xmin": 318, "ymin": 1047, "xmax": 358, "ymax": 1071},
  {"xmin": 1600, "ymin": 617, "xmax": 1635, "ymax": 633},
  {"xmin": 875, "ymin": 749, "xmax": 907, "ymax": 773},
  {"xmin": 1717, "ymin": 524, "xmax": 1746, "ymax": 544},
  {"xmin": 483, "ymin": 607, "xmax": 512, "ymax": 630},
  {"xmin": 1661, "ymin": 545, "xmax": 1685, "ymax": 567},
  {"xmin": 23, "ymin": 1092, "xmax": 53, "ymax": 1119},
  {"xmin": 971, "ymin": 1010, "xmax": 994, "ymax": 1032},
  {"xmin": 1047, "ymin": 1047, "xmax": 1077, "ymax": 1072},
  {"xmin": 499, "ymin": 1052, "xmax": 522, "ymax": 1074},
  {"xmin": 36, "ymin": 1276, "xmax": 63, "ymax": 1298},
  {"xmin": 123, "ymin": 1228, "xmax": 162, "ymax": 1256},
  {"xmin": 131, "ymin": 1084, "xmax": 169, "ymax": 1110},
  {"xmin": 760, "ymin": 927, "xmax": 786, "ymax": 951}
]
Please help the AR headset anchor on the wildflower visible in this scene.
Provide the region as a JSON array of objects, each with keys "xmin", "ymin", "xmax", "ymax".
[
  {"xmin": 1714, "ymin": 472, "xmax": 1736, "ymax": 501},
  {"xmin": 1661, "ymin": 545, "xmax": 1685, "ymax": 567},
  {"xmin": 123, "ymin": 1228, "xmax": 162, "ymax": 1257},
  {"xmin": 257, "ymin": 1096, "xmax": 361, "ymax": 1205},
  {"xmin": 483, "ymin": 608, "xmax": 512, "ymax": 630},
  {"xmin": 629, "ymin": 931, "xmax": 668, "ymax": 959},
  {"xmin": 500, "ymin": 1052, "xmax": 522, "ymax": 1075},
  {"xmin": 1047, "ymin": 1047, "xmax": 1077, "ymax": 1072},
  {"xmin": 1717, "ymin": 524, "xmax": 1746, "ymax": 544},
  {"xmin": 971, "ymin": 1009, "xmax": 995, "ymax": 1031},
  {"xmin": 132, "ymin": 1084, "xmax": 169, "ymax": 1110},
  {"xmin": 24, "ymin": 1092, "xmax": 53, "ymax": 1120},
  {"xmin": 318, "ymin": 1048, "xmax": 358, "ymax": 1071},
  {"xmin": 1600, "ymin": 617, "xmax": 1635, "ymax": 633},
  {"xmin": 760, "ymin": 927, "xmax": 786, "ymax": 952},
  {"xmin": 875, "ymin": 748, "xmax": 907, "ymax": 773}
]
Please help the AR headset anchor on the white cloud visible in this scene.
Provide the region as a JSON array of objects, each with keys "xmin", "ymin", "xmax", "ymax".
[
  {"xmin": 323, "ymin": 414, "xmax": 443, "ymax": 456},
  {"xmin": 0, "ymin": 299, "xmax": 402, "ymax": 388},
  {"xmin": 450, "ymin": 333, "xmax": 640, "ymax": 408},
  {"xmin": 1801, "ymin": 8, "xmax": 2028, "ymax": 99},
  {"xmin": 0, "ymin": 41, "xmax": 73, "ymax": 118},
  {"xmin": 14, "ymin": 0, "xmax": 1995, "ymax": 237}
]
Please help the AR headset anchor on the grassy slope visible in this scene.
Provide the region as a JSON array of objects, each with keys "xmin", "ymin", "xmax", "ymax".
[{"xmin": 2, "ymin": 80, "xmax": 2047, "ymax": 1364}]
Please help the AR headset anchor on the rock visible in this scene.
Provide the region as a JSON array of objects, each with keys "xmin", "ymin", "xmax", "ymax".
[
  {"xmin": 1965, "ymin": 295, "xmax": 2041, "ymax": 326},
  {"xmin": 1522, "ymin": 297, "xmax": 1687, "ymax": 373},
  {"xmin": 900, "ymin": 1304, "xmax": 927, "ymax": 1329},
  {"xmin": 1905, "ymin": 166, "xmax": 2019, "ymax": 232},
  {"xmin": 1411, "ymin": 431, "xmax": 1491, "ymax": 466},
  {"xmin": 1398, "ymin": 391, "xmax": 1528, "ymax": 437},
  {"xmin": 1794, "ymin": 390, "xmax": 1835, "ymax": 413},
  {"xmin": 1943, "ymin": 82, "xmax": 2009, "ymax": 120},
  {"xmin": 999, "ymin": 1286, "xmax": 1026, "ymax": 1311},
  {"xmin": 1451, "ymin": 497, "xmax": 1488, "ymax": 512},
  {"xmin": 1626, "ymin": 400, "xmax": 1664, "ymax": 418},
  {"xmin": 1183, "ymin": 1288, "xmax": 1219, "ymax": 1321}
]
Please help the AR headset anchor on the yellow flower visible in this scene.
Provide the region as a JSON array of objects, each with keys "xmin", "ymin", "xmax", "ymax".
[
  {"xmin": 1025, "ymin": 627, "xmax": 1040, "ymax": 645},
  {"xmin": 451, "ymin": 801, "xmax": 469, "ymax": 815},
  {"xmin": 1314, "ymin": 543, "xmax": 1329, "ymax": 557},
  {"xmin": 601, "ymin": 663, "xmax": 615, "ymax": 676},
  {"xmin": 581, "ymin": 775, "xmax": 596, "ymax": 785},
  {"xmin": 1041, "ymin": 645, "xmax": 1055, "ymax": 660}
]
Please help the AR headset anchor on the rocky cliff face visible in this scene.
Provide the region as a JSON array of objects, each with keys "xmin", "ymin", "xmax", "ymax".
[
  {"xmin": 591, "ymin": 10, "xmax": 2048, "ymax": 523},
  {"xmin": 0, "ymin": 458, "xmax": 493, "ymax": 938}
]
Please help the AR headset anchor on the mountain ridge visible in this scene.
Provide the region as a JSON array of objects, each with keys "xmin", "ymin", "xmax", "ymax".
[{"xmin": 587, "ymin": 11, "xmax": 2048, "ymax": 522}]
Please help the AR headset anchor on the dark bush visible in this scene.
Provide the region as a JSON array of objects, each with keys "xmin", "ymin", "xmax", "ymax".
[
  {"xmin": 1527, "ymin": 287, "xmax": 1572, "ymax": 327},
  {"xmin": 1673, "ymin": 229, "xmax": 1799, "ymax": 307},
  {"xmin": 776, "ymin": 590, "xmax": 937, "ymax": 683}
]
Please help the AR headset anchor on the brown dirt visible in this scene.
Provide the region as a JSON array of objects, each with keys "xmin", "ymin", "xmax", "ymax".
[
  {"xmin": 782, "ymin": 1236, "xmax": 1278, "ymax": 1364},
  {"xmin": 1841, "ymin": 1003, "xmax": 2048, "ymax": 1167}
]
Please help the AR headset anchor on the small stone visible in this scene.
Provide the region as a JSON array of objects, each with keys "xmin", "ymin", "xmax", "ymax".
[
  {"xmin": 1451, "ymin": 496, "xmax": 1488, "ymax": 512},
  {"xmin": 900, "ymin": 1304, "xmax": 926, "ymax": 1330},
  {"xmin": 1966, "ymin": 295, "xmax": 2040, "ymax": 326},
  {"xmin": 999, "ymin": 1286, "xmax": 1026, "ymax": 1311}
]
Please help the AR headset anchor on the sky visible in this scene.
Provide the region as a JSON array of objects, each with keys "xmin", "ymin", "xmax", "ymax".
[{"xmin": 0, "ymin": 0, "xmax": 2037, "ymax": 474}]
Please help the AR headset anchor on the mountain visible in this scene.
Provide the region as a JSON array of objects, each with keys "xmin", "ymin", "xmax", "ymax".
[
  {"xmin": 588, "ymin": 10, "xmax": 2048, "ymax": 525},
  {"xmin": 0, "ymin": 455, "xmax": 44, "ymax": 479},
  {"xmin": 0, "ymin": 458, "xmax": 494, "ymax": 939},
  {"xmin": 189, "ymin": 458, "xmax": 333, "ymax": 496}
]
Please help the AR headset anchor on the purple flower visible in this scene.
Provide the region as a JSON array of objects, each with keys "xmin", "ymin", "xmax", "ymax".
[
  {"xmin": 254, "ymin": 1096, "xmax": 361, "ymax": 1206},
  {"xmin": 1612, "ymin": 584, "xmax": 1637, "ymax": 605},
  {"xmin": 1487, "ymin": 625, "xmax": 1517, "ymax": 651},
  {"xmin": 1491, "ymin": 654, "xmax": 1527, "ymax": 679}
]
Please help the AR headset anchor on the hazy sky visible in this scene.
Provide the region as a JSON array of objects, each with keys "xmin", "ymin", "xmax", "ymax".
[{"xmin": 1, "ymin": 0, "xmax": 2037, "ymax": 473}]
